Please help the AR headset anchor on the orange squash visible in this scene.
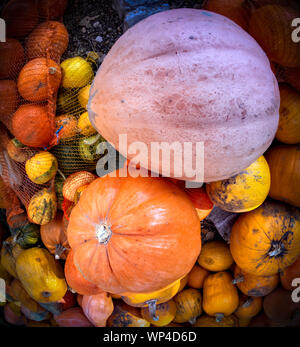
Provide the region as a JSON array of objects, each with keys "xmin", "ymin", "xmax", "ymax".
[
  {"xmin": 40, "ymin": 211, "xmax": 70, "ymax": 260},
  {"xmin": 82, "ymin": 292, "xmax": 114, "ymax": 327},
  {"xmin": 54, "ymin": 307, "xmax": 93, "ymax": 327},
  {"xmin": 203, "ymin": 271, "xmax": 239, "ymax": 322},
  {"xmin": 230, "ymin": 200, "xmax": 300, "ymax": 276},
  {"xmin": 17, "ymin": 58, "xmax": 62, "ymax": 103},
  {"xmin": 12, "ymin": 104, "xmax": 54, "ymax": 148},
  {"xmin": 0, "ymin": 39, "xmax": 24, "ymax": 79},
  {"xmin": 67, "ymin": 173, "xmax": 201, "ymax": 294},
  {"xmin": 265, "ymin": 144, "xmax": 300, "ymax": 207},
  {"xmin": 141, "ymin": 299, "xmax": 177, "ymax": 327},
  {"xmin": 107, "ymin": 302, "xmax": 150, "ymax": 327},
  {"xmin": 198, "ymin": 240, "xmax": 233, "ymax": 272},
  {"xmin": 248, "ymin": 5, "xmax": 300, "ymax": 67},
  {"xmin": 233, "ymin": 265, "xmax": 279, "ymax": 297},
  {"xmin": 193, "ymin": 314, "xmax": 239, "ymax": 327},
  {"xmin": 280, "ymin": 255, "xmax": 300, "ymax": 291},
  {"xmin": 234, "ymin": 295, "xmax": 263, "ymax": 327},
  {"xmin": 55, "ymin": 114, "xmax": 78, "ymax": 143},
  {"xmin": 187, "ymin": 264, "xmax": 210, "ymax": 289},
  {"xmin": 173, "ymin": 288, "xmax": 202, "ymax": 324},
  {"xmin": 203, "ymin": 0, "xmax": 250, "ymax": 31},
  {"xmin": 276, "ymin": 84, "xmax": 300, "ymax": 144},
  {"xmin": 0, "ymin": 80, "xmax": 18, "ymax": 123},
  {"xmin": 26, "ymin": 21, "xmax": 69, "ymax": 61},
  {"xmin": 64, "ymin": 250, "xmax": 104, "ymax": 296},
  {"xmin": 38, "ymin": 0, "xmax": 68, "ymax": 19},
  {"xmin": 62, "ymin": 171, "xmax": 96, "ymax": 202}
]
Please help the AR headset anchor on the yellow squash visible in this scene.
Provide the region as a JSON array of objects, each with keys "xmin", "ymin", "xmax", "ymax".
[
  {"xmin": 25, "ymin": 152, "xmax": 58, "ymax": 185},
  {"xmin": 61, "ymin": 57, "xmax": 94, "ymax": 89},
  {"xmin": 77, "ymin": 111, "xmax": 97, "ymax": 136},
  {"xmin": 206, "ymin": 156, "xmax": 270, "ymax": 212},
  {"xmin": 78, "ymin": 84, "xmax": 91, "ymax": 109},
  {"xmin": 16, "ymin": 247, "xmax": 67, "ymax": 303}
]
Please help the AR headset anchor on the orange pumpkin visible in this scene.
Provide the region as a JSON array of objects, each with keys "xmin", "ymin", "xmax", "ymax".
[
  {"xmin": 276, "ymin": 84, "xmax": 300, "ymax": 144},
  {"xmin": 193, "ymin": 314, "xmax": 239, "ymax": 327},
  {"xmin": 6, "ymin": 139, "xmax": 30, "ymax": 163},
  {"xmin": 280, "ymin": 255, "xmax": 300, "ymax": 291},
  {"xmin": 234, "ymin": 295, "xmax": 263, "ymax": 327},
  {"xmin": 11, "ymin": 104, "xmax": 54, "ymax": 148},
  {"xmin": 203, "ymin": 0, "xmax": 250, "ymax": 30},
  {"xmin": 187, "ymin": 264, "xmax": 210, "ymax": 289},
  {"xmin": 40, "ymin": 211, "xmax": 70, "ymax": 260},
  {"xmin": 230, "ymin": 200, "xmax": 300, "ymax": 276},
  {"xmin": 107, "ymin": 302, "xmax": 150, "ymax": 327},
  {"xmin": 82, "ymin": 292, "xmax": 114, "ymax": 327},
  {"xmin": 233, "ymin": 265, "xmax": 279, "ymax": 297},
  {"xmin": 203, "ymin": 271, "xmax": 239, "ymax": 322},
  {"xmin": 64, "ymin": 250, "xmax": 104, "ymax": 296},
  {"xmin": 173, "ymin": 288, "xmax": 202, "ymax": 324},
  {"xmin": 55, "ymin": 114, "xmax": 78, "ymax": 143},
  {"xmin": 183, "ymin": 186, "xmax": 214, "ymax": 220},
  {"xmin": 17, "ymin": 58, "xmax": 62, "ymax": 103},
  {"xmin": 26, "ymin": 21, "xmax": 69, "ymax": 61},
  {"xmin": 67, "ymin": 173, "xmax": 201, "ymax": 294},
  {"xmin": 265, "ymin": 144, "xmax": 300, "ymax": 207},
  {"xmin": 38, "ymin": 0, "xmax": 68, "ymax": 19},
  {"xmin": 0, "ymin": 39, "xmax": 24, "ymax": 79},
  {"xmin": 1, "ymin": 0, "xmax": 39, "ymax": 38},
  {"xmin": 248, "ymin": 5, "xmax": 300, "ymax": 67},
  {"xmin": 0, "ymin": 80, "xmax": 18, "ymax": 123},
  {"xmin": 54, "ymin": 307, "xmax": 93, "ymax": 327},
  {"xmin": 141, "ymin": 299, "xmax": 177, "ymax": 327}
]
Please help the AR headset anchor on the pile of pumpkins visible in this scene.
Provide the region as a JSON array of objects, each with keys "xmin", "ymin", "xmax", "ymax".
[{"xmin": 0, "ymin": 0, "xmax": 300, "ymax": 328}]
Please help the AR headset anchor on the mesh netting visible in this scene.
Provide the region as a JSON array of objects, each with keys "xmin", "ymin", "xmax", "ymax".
[{"xmin": 0, "ymin": 0, "xmax": 105, "ymax": 225}]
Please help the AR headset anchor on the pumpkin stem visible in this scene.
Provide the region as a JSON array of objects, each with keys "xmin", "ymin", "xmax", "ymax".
[
  {"xmin": 189, "ymin": 317, "xmax": 197, "ymax": 325},
  {"xmin": 68, "ymin": 286, "xmax": 76, "ymax": 294},
  {"xmin": 55, "ymin": 244, "xmax": 66, "ymax": 260},
  {"xmin": 242, "ymin": 297, "xmax": 253, "ymax": 309},
  {"xmin": 268, "ymin": 241, "xmax": 285, "ymax": 258},
  {"xmin": 48, "ymin": 67, "xmax": 57, "ymax": 75},
  {"xmin": 232, "ymin": 275, "xmax": 244, "ymax": 284},
  {"xmin": 12, "ymin": 229, "xmax": 21, "ymax": 245},
  {"xmin": 96, "ymin": 223, "xmax": 112, "ymax": 245},
  {"xmin": 215, "ymin": 313, "xmax": 224, "ymax": 323},
  {"xmin": 146, "ymin": 299, "xmax": 159, "ymax": 321}
]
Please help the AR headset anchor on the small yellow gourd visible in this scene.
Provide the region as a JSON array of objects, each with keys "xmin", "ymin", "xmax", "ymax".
[
  {"xmin": 77, "ymin": 111, "xmax": 97, "ymax": 136},
  {"xmin": 78, "ymin": 84, "xmax": 91, "ymax": 109},
  {"xmin": 25, "ymin": 152, "xmax": 58, "ymax": 185}
]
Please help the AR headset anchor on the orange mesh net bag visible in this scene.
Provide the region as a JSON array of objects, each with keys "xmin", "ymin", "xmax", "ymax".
[{"xmin": 0, "ymin": 0, "xmax": 106, "ymax": 225}]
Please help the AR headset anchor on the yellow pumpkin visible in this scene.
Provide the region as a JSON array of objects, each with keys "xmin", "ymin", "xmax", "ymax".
[
  {"xmin": 25, "ymin": 152, "xmax": 58, "ymax": 185},
  {"xmin": 60, "ymin": 57, "xmax": 94, "ymax": 88},
  {"xmin": 107, "ymin": 303, "xmax": 151, "ymax": 327},
  {"xmin": 121, "ymin": 278, "xmax": 181, "ymax": 321},
  {"xmin": 16, "ymin": 247, "xmax": 67, "ymax": 303},
  {"xmin": 77, "ymin": 111, "xmax": 97, "ymax": 136},
  {"xmin": 1, "ymin": 236, "xmax": 24, "ymax": 279},
  {"xmin": 178, "ymin": 274, "xmax": 188, "ymax": 292},
  {"xmin": 206, "ymin": 156, "xmax": 270, "ymax": 212},
  {"xmin": 27, "ymin": 188, "xmax": 57, "ymax": 225},
  {"xmin": 198, "ymin": 240, "xmax": 233, "ymax": 272},
  {"xmin": 276, "ymin": 84, "xmax": 300, "ymax": 144},
  {"xmin": 203, "ymin": 271, "xmax": 239, "ymax": 322},
  {"xmin": 234, "ymin": 295, "xmax": 263, "ymax": 327},
  {"xmin": 141, "ymin": 299, "xmax": 177, "ymax": 327},
  {"xmin": 193, "ymin": 314, "xmax": 239, "ymax": 327},
  {"xmin": 173, "ymin": 288, "xmax": 202, "ymax": 324},
  {"xmin": 78, "ymin": 84, "xmax": 91, "ymax": 109}
]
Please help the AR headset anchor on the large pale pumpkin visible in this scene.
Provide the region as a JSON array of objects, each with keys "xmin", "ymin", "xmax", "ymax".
[
  {"xmin": 67, "ymin": 173, "xmax": 201, "ymax": 294},
  {"xmin": 230, "ymin": 200, "xmax": 300, "ymax": 276},
  {"xmin": 88, "ymin": 8, "xmax": 280, "ymax": 182}
]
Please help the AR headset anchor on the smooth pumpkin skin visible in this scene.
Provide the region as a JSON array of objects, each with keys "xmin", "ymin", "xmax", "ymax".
[
  {"xmin": 25, "ymin": 152, "xmax": 58, "ymax": 185},
  {"xmin": 27, "ymin": 188, "xmax": 57, "ymax": 226},
  {"xmin": 16, "ymin": 247, "xmax": 67, "ymax": 303},
  {"xmin": 55, "ymin": 114, "xmax": 78, "ymax": 143},
  {"xmin": 40, "ymin": 211, "xmax": 70, "ymax": 260},
  {"xmin": 54, "ymin": 307, "xmax": 93, "ymax": 327},
  {"xmin": 280, "ymin": 255, "xmax": 300, "ymax": 291},
  {"xmin": 141, "ymin": 299, "xmax": 177, "ymax": 327},
  {"xmin": 233, "ymin": 265, "xmax": 279, "ymax": 297},
  {"xmin": 249, "ymin": 5, "xmax": 300, "ymax": 67},
  {"xmin": 17, "ymin": 58, "xmax": 62, "ymax": 103},
  {"xmin": 187, "ymin": 264, "xmax": 210, "ymax": 289},
  {"xmin": 276, "ymin": 84, "xmax": 300, "ymax": 144},
  {"xmin": 0, "ymin": 80, "xmax": 19, "ymax": 123},
  {"xmin": 107, "ymin": 303, "xmax": 150, "ymax": 327},
  {"xmin": 12, "ymin": 104, "xmax": 54, "ymax": 148},
  {"xmin": 78, "ymin": 111, "xmax": 97, "ymax": 136},
  {"xmin": 67, "ymin": 174, "xmax": 201, "ymax": 294},
  {"xmin": 202, "ymin": 271, "xmax": 239, "ymax": 320},
  {"xmin": 89, "ymin": 8, "xmax": 279, "ymax": 183},
  {"xmin": 265, "ymin": 144, "xmax": 300, "ymax": 207},
  {"xmin": 193, "ymin": 314, "xmax": 239, "ymax": 327},
  {"xmin": 173, "ymin": 288, "xmax": 202, "ymax": 324},
  {"xmin": 230, "ymin": 200, "xmax": 300, "ymax": 276},
  {"xmin": 26, "ymin": 21, "xmax": 69, "ymax": 61},
  {"xmin": 198, "ymin": 240, "xmax": 233, "ymax": 272},
  {"xmin": 0, "ymin": 39, "xmax": 24, "ymax": 79},
  {"xmin": 178, "ymin": 274, "xmax": 188, "ymax": 292},
  {"xmin": 64, "ymin": 250, "xmax": 104, "ymax": 296},
  {"xmin": 82, "ymin": 292, "xmax": 114, "ymax": 327},
  {"xmin": 234, "ymin": 295, "xmax": 263, "ymax": 327},
  {"xmin": 61, "ymin": 57, "xmax": 94, "ymax": 88},
  {"xmin": 206, "ymin": 156, "xmax": 270, "ymax": 213}
]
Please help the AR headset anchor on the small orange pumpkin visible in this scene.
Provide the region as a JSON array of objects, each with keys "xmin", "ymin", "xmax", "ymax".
[
  {"xmin": 6, "ymin": 139, "xmax": 30, "ymax": 163},
  {"xmin": 187, "ymin": 264, "xmax": 210, "ymax": 289},
  {"xmin": 40, "ymin": 211, "xmax": 70, "ymax": 260},
  {"xmin": 107, "ymin": 302, "xmax": 150, "ymax": 327},
  {"xmin": 234, "ymin": 295, "xmax": 263, "ymax": 327},
  {"xmin": 193, "ymin": 314, "xmax": 239, "ymax": 327},
  {"xmin": 173, "ymin": 288, "xmax": 202, "ymax": 324},
  {"xmin": 17, "ymin": 58, "xmax": 62, "ymax": 103}
]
